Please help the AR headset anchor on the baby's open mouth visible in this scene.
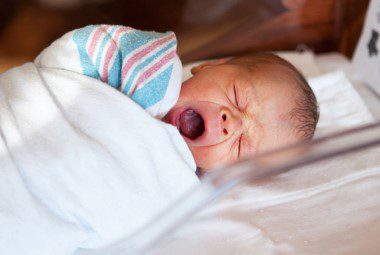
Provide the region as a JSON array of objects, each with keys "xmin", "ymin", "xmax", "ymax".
[
  {"xmin": 164, "ymin": 101, "xmax": 225, "ymax": 147},
  {"xmin": 178, "ymin": 109, "xmax": 205, "ymax": 140}
]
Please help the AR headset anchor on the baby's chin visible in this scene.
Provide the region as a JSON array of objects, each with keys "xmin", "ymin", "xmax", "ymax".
[{"xmin": 192, "ymin": 152, "xmax": 233, "ymax": 172}]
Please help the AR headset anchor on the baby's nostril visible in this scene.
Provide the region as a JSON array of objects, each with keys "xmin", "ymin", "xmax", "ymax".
[
  {"xmin": 222, "ymin": 114, "xmax": 227, "ymax": 121},
  {"xmin": 223, "ymin": 128, "xmax": 228, "ymax": 135}
]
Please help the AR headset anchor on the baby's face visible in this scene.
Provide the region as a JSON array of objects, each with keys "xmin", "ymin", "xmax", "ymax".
[{"xmin": 164, "ymin": 61, "xmax": 301, "ymax": 171}]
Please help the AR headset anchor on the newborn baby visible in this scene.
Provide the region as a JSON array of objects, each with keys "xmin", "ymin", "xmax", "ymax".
[
  {"xmin": 36, "ymin": 24, "xmax": 318, "ymax": 171},
  {"xmin": 164, "ymin": 53, "xmax": 319, "ymax": 170}
]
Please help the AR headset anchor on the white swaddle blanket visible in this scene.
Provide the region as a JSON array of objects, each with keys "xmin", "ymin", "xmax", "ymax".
[{"xmin": 0, "ymin": 27, "xmax": 198, "ymax": 254}]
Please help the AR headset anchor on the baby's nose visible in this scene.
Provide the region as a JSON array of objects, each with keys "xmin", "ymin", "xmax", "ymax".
[{"xmin": 220, "ymin": 108, "xmax": 242, "ymax": 138}]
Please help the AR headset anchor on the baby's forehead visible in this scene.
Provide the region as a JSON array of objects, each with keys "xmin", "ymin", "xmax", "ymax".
[
  {"xmin": 250, "ymin": 61, "xmax": 298, "ymax": 78},
  {"xmin": 229, "ymin": 54, "xmax": 299, "ymax": 78},
  {"xmin": 232, "ymin": 62, "xmax": 300, "ymax": 96}
]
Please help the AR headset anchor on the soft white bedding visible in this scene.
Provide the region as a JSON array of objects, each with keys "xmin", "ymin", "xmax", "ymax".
[
  {"xmin": 315, "ymin": 52, "xmax": 380, "ymax": 119},
  {"xmin": 0, "ymin": 63, "xmax": 198, "ymax": 255},
  {"xmin": 149, "ymin": 52, "xmax": 380, "ymax": 255}
]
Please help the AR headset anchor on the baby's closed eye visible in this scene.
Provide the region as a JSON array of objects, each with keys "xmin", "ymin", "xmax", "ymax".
[
  {"xmin": 238, "ymin": 134, "xmax": 243, "ymax": 159},
  {"xmin": 232, "ymin": 134, "xmax": 243, "ymax": 159},
  {"xmin": 233, "ymin": 84, "xmax": 239, "ymax": 109}
]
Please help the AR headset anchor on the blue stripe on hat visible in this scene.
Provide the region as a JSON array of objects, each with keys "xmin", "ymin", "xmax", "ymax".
[
  {"xmin": 131, "ymin": 64, "xmax": 173, "ymax": 109},
  {"xmin": 72, "ymin": 25, "xmax": 101, "ymax": 80},
  {"xmin": 108, "ymin": 51, "xmax": 122, "ymax": 89}
]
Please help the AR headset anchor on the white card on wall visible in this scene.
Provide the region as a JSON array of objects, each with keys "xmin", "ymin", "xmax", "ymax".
[{"xmin": 353, "ymin": 0, "xmax": 380, "ymax": 94}]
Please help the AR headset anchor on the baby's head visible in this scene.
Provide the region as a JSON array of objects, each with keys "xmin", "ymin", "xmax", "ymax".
[{"xmin": 164, "ymin": 52, "xmax": 319, "ymax": 171}]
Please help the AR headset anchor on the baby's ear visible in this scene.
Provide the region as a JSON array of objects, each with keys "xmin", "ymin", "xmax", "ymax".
[{"xmin": 190, "ymin": 58, "xmax": 228, "ymax": 75}]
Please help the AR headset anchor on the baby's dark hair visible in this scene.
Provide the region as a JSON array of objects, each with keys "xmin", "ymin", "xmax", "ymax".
[{"xmin": 227, "ymin": 52, "xmax": 319, "ymax": 141}]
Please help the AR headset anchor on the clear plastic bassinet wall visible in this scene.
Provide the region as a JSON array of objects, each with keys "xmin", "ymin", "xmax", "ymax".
[
  {"xmin": 82, "ymin": 120, "xmax": 380, "ymax": 255},
  {"xmin": 147, "ymin": 122, "xmax": 380, "ymax": 255}
]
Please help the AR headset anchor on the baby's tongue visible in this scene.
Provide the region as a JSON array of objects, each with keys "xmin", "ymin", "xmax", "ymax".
[{"xmin": 179, "ymin": 109, "xmax": 205, "ymax": 140}]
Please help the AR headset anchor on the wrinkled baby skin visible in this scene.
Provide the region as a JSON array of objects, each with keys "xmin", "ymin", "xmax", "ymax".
[{"xmin": 163, "ymin": 59, "xmax": 301, "ymax": 171}]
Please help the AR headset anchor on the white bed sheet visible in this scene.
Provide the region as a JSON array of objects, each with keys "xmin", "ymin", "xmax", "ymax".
[{"xmin": 315, "ymin": 52, "xmax": 380, "ymax": 119}]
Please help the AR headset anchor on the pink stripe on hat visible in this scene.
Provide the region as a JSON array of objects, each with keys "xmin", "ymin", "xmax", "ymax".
[
  {"xmin": 131, "ymin": 50, "xmax": 176, "ymax": 95},
  {"xmin": 102, "ymin": 43, "xmax": 116, "ymax": 81},
  {"xmin": 88, "ymin": 25, "xmax": 111, "ymax": 58},
  {"xmin": 88, "ymin": 29, "xmax": 103, "ymax": 58},
  {"xmin": 101, "ymin": 27, "xmax": 133, "ymax": 81}
]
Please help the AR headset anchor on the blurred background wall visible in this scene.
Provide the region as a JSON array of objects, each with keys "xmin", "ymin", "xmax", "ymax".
[{"xmin": 0, "ymin": 0, "xmax": 369, "ymax": 73}]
